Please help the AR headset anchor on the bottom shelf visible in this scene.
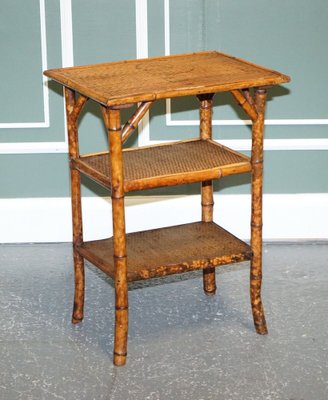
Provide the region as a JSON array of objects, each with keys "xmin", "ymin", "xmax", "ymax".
[{"xmin": 77, "ymin": 222, "xmax": 252, "ymax": 282}]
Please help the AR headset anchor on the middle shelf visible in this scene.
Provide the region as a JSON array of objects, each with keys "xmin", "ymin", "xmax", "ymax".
[{"xmin": 72, "ymin": 139, "xmax": 251, "ymax": 192}]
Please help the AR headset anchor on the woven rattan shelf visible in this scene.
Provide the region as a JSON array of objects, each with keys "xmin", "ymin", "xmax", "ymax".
[
  {"xmin": 77, "ymin": 222, "xmax": 252, "ymax": 282},
  {"xmin": 74, "ymin": 139, "xmax": 251, "ymax": 191},
  {"xmin": 44, "ymin": 50, "xmax": 290, "ymax": 366},
  {"xmin": 44, "ymin": 51, "xmax": 289, "ymax": 106}
]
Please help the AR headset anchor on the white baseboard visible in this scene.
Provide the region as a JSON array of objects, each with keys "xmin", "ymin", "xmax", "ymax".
[{"xmin": 0, "ymin": 194, "xmax": 327, "ymax": 243}]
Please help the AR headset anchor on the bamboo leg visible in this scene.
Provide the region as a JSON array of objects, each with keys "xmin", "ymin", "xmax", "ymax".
[
  {"xmin": 198, "ymin": 94, "xmax": 216, "ymax": 295},
  {"xmin": 250, "ymin": 88, "xmax": 268, "ymax": 335},
  {"xmin": 107, "ymin": 108, "xmax": 129, "ymax": 366},
  {"xmin": 64, "ymin": 88, "xmax": 85, "ymax": 324},
  {"xmin": 202, "ymin": 180, "xmax": 216, "ymax": 295},
  {"xmin": 71, "ymin": 169, "xmax": 85, "ymax": 324}
]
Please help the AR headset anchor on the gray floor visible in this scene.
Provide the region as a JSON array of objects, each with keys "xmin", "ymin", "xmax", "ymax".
[{"xmin": 0, "ymin": 242, "xmax": 327, "ymax": 400}]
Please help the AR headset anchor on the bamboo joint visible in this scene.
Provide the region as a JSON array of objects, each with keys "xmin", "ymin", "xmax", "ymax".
[{"xmin": 122, "ymin": 101, "xmax": 153, "ymax": 143}]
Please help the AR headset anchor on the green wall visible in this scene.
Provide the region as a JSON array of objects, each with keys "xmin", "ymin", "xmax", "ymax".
[{"xmin": 0, "ymin": 0, "xmax": 327, "ymax": 197}]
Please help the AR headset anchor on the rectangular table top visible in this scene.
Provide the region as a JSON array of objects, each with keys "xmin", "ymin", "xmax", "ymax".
[{"xmin": 44, "ymin": 51, "xmax": 290, "ymax": 107}]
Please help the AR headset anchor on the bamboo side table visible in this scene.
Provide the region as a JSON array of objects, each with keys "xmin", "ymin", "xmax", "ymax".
[{"xmin": 44, "ymin": 51, "xmax": 290, "ymax": 366}]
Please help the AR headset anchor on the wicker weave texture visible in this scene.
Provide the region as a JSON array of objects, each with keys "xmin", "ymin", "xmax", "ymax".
[
  {"xmin": 80, "ymin": 140, "xmax": 250, "ymax": 189},
  {"xmin": 44, "ymin": 51, "xmax": 290, "ymax": 106},
  {"xmin": 78, "ymin": 222, "xmax": 252, "ymax": 281}
]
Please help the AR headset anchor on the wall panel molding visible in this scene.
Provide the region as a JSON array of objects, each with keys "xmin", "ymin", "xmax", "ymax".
[
  {"xmin": 158, "ymin": 0, "xmax": 328, "ymax": 151},
  {"xmin": 135, "ymin": 0, "xmax": 150, "ymax": 147},
  {"xmin": 60, "ymin": 0, "xmax": 74, "ymax": 68},
  {"xmin": 2, "ymin": 0, "xmax": 326, "ymax": 153},
  {"xmin": 0, "ymin": 0, "xmax": 70, "ymax": 154},
  {"xmin": 0, "ymin": 0, "xmax": 49, "ymax": 130}
]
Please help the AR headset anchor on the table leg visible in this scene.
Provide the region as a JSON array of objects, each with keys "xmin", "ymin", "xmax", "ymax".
[
  {"xmin": 198, "ymin": 94, "xmax": 216, "ymax": 295},
  {"xmin": 71, "ymin": 169, "xmax": 85, "ymax": 324},
  {"xmin": 107, "ymin": 108, "xmax": 129, "ymax": 366},
  {"xmin": 250, "ymin": 88, "xmax": 268, "ymax": 335},
  {"xmin": 64, "ymin": 88, "xmax": 85, "ymax": 324}
]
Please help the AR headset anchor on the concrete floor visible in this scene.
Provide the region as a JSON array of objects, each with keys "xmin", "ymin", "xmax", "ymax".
[{"xmin": 0, "ymin": 242, "xmax": 327, "ymax": 400}]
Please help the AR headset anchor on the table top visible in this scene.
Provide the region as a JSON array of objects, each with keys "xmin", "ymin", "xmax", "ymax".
[{"xmin": 44, "ymin": 51, "xmax": 290, "ymax": 107}]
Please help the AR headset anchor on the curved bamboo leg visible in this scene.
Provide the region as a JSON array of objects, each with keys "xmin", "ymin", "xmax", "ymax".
[
  {"xmin": 250, "ymin": 88, "xmax": 268, "ymax": 335},
  {"xmin": 198, "ymin": 94, "xmax": 216, "ymax": 295},
  {"xmin": 64, "ymin": 88, "xmax": 85, "ymax": 324},
  {"xmin": 107, "ymin": 108, "xmax": 129, "ymax": 366}
]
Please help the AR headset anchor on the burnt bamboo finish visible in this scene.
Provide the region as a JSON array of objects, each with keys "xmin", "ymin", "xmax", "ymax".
[
  {"xmin": 198, "ymin": 94, "xmax": 216, "ymax": 295},
  {"xmin": 44, "ymin": 51, "xmax": 289, "ymax": 107},
  {"xmin": 230, "ymin": 89, "xmax": 258, "ymax": 122},
  {"xmin": 77, "ymin": 222, "xmax": 252, "ymax": 281},
  {"xmin": 106, "ymin": 108, "xmax": 129, "ymax": 366},
  {"xmin": 72, "ymin": 139, "xmax": 251, "ymax": 192},
  {"xmin": 121, "ymin": 101, "xmax": 153, "ymax": 144},
  {"xmin": 250, "ymin": 88, "xmax": 268, "ymax": 335},
  {"xmin": 64, "ymin": 87, "xmax": 86, "ymax": 324},
  {"xmin": 45, "ymin": 51, "xmax": 290, "ymax": 366}
]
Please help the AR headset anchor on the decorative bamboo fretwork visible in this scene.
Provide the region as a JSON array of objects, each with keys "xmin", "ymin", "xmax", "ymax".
[
  {"xmin": 121, "ymin": 101, "xmax": 153, "ymax": 143},
  {"xmin": 230, "ymin": 89, "xmax": 258, "ymax": 122}
]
